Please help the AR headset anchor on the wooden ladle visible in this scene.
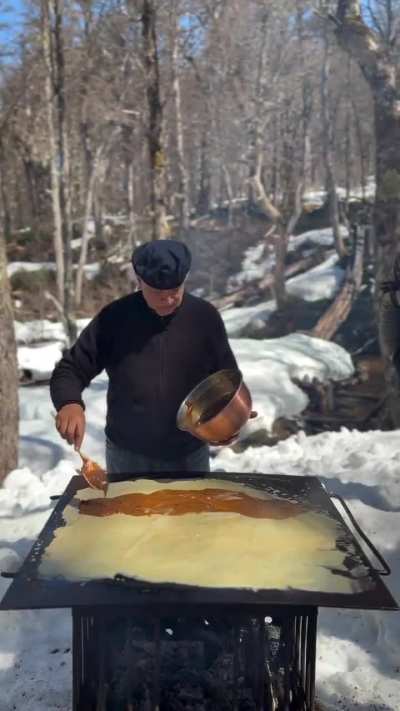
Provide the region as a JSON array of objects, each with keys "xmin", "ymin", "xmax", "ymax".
[
  {"xmin": 77, "ymin": 450, "xmax": 108, "ymax": 496},
  {"xmin": 51, "ymin": 411, "xmax": 108, "ymax": 496}
]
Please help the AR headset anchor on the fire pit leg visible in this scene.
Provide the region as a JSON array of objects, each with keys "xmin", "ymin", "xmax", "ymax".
[
  {"xmin": 306, "ymin": 610, "xmax": 318, "ymax": 709},
  {"xmin": 72, "ymin": 609, "xmax": 81, "ymax": 710},
  {"xmin": 256, "ymin": 615, "xmax": 266, "ymax": 710},
  {"xmin": 232, "ymin": 623, "xmax": 240, "ymax": 711},
  {"xmin": 152, "ymin": 617, "xmax": 161, "ymax": 710},
  {"xmin": 282, "ymin": 618, "xmax": 291, "ymax": 711},
  {"xmin": 96, "ymin": 617, "xmax": 108, "ymax": 711}
]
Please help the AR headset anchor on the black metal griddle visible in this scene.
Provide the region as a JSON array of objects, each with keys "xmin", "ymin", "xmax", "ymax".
[{"xmin": 1, "ymin": 472, "xmax": 398, "ymax": 612}]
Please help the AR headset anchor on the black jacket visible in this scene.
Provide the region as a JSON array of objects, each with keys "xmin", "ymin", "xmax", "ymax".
[{"xmin": 50, "ymin": 291, "xmax": 238, "ymax": 458}]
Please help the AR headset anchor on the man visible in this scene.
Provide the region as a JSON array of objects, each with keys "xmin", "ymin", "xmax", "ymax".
[{"xmin": 50, "ymin": 239, "xmax": 238, "ymax": 478}]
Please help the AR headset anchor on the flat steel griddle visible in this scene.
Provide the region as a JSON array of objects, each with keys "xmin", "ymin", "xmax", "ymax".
[{"xmin": 1, "ymin": 472, "xmax": 398, "ymax": 611}]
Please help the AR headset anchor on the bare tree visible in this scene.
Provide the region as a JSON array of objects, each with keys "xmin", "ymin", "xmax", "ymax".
[
  {"xmin": 0, "ymin": 0, "xmax": 381, "ymax": 305},
  {"xmin": 169, "ymin": 2, "xmax": 190, "ymax": 236},
  {"xmin": 330, "ymin": 0, "xmax": 400, "ymax": 421},
  {"xmin": 41, "ymin": 0, "xmax": 75, "ymax": 341},
  {"xmin": 0, "ymin": 225, "xmax": 18, "ymax": 482},
  {"xmin": 332, "ymin": 2, "xmax": 400, "ymax": 297},
  {"xmin": 141, "ymin": 0, "xmax": 169, "ymax": 240},
  {"xmin": 319, "ymin": 14, "xmax": 347, "ymax": 256}
]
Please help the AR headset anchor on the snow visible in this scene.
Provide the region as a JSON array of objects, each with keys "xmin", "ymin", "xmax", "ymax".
[
  {"xmin": 15, "ymin": 319, "xmax": 91, "ymax": 382},
  {"xmin": 288, "ymin": 226, "xmax": 343, "ymax": 250},
  {"xmin": 228, "ymin": 226, "xmax": 343, "ymax": 290},
  {"xmin": 215, "ymin": 429, "xmax": 400, "ymax": 710},
  {"xmin": 1, "ymin": 242, "xmax": 399, "ymax": 710},
  {"xmin": 8, "ymin": 261, "xmax": 100, "ymax": 280},
  {"xmin": 18, "ymin": 343, "xmax": 65, "ymax": 381},
  {"xmin": 14, "ymin": 248, "xmax": 345, "ymax": 380},
  {"xmin": 285, "ymin": 252, "xmax": 344, "ymax": 301},
  {"xmin": 232, "ymin": 334, "xmax": 353, "ymax": 432},
  {"xmin": 303, "ymin": 176, "xmax": 376, "ymax": 205},
  {"xmin": 1, "ymin": 332, "xmax": 399, "ymax": 710},
  {"xmin": 228, "ymin": 242, "xmax": 275, "ymax": 288},
  {"xmin": 15, "ymin": 318, "xmax": 91, "ymax": 345},
  {"xmin": 8, "ymin": 261, "xmax": 56, "ymax": 277},
  {"xmin": 223, "ymin": 251, "xmax": 345, "ymax": 337}
]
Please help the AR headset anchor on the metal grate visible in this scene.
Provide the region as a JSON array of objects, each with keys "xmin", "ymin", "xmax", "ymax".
[{"xmin": 72, "ymin": 606, "xmax": 317, "ymax": 710}]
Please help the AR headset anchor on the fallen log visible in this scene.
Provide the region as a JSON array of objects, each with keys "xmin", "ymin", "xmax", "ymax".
[
  {"xmin": 211, "ymin": 249, "xmax": 330, "ymax": 310},
  {"xmin": 310, "ymin": 228, "xmax": 365, "ymax": 341}
]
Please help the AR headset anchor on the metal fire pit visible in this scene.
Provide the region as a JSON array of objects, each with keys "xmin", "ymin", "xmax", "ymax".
[
  {"xmin": 72, "ymin": 606, "xmax": 318, "ymax": 710},
  {"xmin": 1, "ymin": 472, "xmax": 398, "ymax": 710}
]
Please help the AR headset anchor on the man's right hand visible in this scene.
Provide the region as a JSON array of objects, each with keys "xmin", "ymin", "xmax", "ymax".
[{"xmin": 55, "ymin": 404, "xmax": 86, "ymax": 451}]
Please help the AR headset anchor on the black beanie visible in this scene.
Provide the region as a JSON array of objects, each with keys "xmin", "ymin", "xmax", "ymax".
[{"xmin": 132, "ymin": 240, "xmax": 192, "ymax": 289}]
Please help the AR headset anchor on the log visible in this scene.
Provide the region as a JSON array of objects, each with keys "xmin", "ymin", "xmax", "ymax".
[
  {"xmin": 310, "ymin": 228, "xmax": 365, "ymax": 340},
  {"xmin": 211, "ymin": 249, "xmax": 330, "ymax": 310}
]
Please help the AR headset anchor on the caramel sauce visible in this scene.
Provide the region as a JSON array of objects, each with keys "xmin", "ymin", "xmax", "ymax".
[{"xmin": 79, "ymin": 488, "xmax": 306, "ymax": 519}]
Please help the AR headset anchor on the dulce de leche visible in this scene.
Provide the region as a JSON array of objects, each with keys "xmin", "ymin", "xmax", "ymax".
[{"xmin": 79, "ymin": 488, "xmax": 306, "ymax": 520}]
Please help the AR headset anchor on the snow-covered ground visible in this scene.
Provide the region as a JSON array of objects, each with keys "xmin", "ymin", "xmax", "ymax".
[
  {"xmin": 1, "ymin": 334, "xmax": 399, "ymax": 711},
  {"xmin": 8, "ymin": 261, "xmax": 101, "ymax": 280},
  {"xmin": 14, "ymin": 237, "xmax": 346, "ymax": 377},
  {"xmin": 228, "ymin": 225, "xmax": 344, "ymax": 291},
  {"xmin": 303, "ymin": 176, "xmax": 376, "ymax": 205},
  {"xmin": 1, "ymin": 228, "xmax": 399, "ymax": 710},
  {"xmin": 223, "ymin": 247, "xmax": 345, "ymax": 337}
]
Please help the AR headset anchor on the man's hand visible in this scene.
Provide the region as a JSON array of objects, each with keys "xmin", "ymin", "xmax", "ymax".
[{"xmin": 55, "ymin": 404, "xmax": 85, "ymax": 450}]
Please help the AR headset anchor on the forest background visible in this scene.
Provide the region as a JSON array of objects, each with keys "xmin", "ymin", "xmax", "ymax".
[{"xmin": 1, "ymin": 0, "xmax": 400, "ymax": 482}]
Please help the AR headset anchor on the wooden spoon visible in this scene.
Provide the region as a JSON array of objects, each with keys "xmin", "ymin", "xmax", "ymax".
[
  {"xmin": 51, "ymin": 412, "xmax": 108, "ymax": 496},
  {"xmin": 77, "ymin": 450, "xmax": 108, "ymax": 496}
]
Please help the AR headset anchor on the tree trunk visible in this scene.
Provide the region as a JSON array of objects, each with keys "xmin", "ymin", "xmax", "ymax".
[
  {"xmin": 170, "ymin": 19, "xmax": 189, "ymax": 236},
  {"xmin": 0, "ymin": 138, "xmax": 12, "ymax": 242},
  {"xmin": 0, "ymin": 227, "xmax": 18, "ymax": 482},
  {"xmin": 78, "ymin": 1, "xmax": 93, "ymax": 208},
  {"xmin": 311, "ymin": 226, "xmax": 365, "ymax": 340},
  {"xmin": 197, "ymin": 130, "xmax": 212, "ymax": 215},
  {"xmin": 297, "ymin": 5, "xmax": 313, "ymax": 191},
  {"xmin": 142, "ymin": 0, "xmax": 169, "ymax": 241},
  {"xmin": 272, "ymin": 225, "xmax": 289, "ymax": 308},
  {"xmin": 333, "ymin": 1, "xmax": 400, "ymax": 419},
  {"xmin": 53, "ymin": 0, "xmax": 73, "ymax": 324},
  {"xmin": 351, "ymin": 99, "xmax": 367, "ymax": 198},
  {"xmin": 75, "ymin": 128, "xmax": 119, "ymax": 306},
  {"xmin": 247, "ymin": 10, "xmax": 269, "ymax": 207},
  {"xmin": 320, "ymin": 22, "xmax": 347, "ymax": 257},
  {"xmin": 127, "ymin": 161, "xmax": 137, "ymax": 253},
  {"xmin": 222, "ymin": 164, "xmax": 233, "ymax": 226},
  {"xmin": 41, "ymin": 0, "xmax": 74, "ymax": 343},
  {"xmin": 42, "ymin": 0, "xmax": 64, "ymax": 304},
  {"xmin": 75, "ymin": 144, "xmax": 104, "ymax": 306},
  {"xmin": 271, "ymin": 113, "xmax": 280, "ymax": 205}
]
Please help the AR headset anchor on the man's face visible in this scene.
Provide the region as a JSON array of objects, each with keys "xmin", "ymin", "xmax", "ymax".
[{"xmin": 138, "ymin": 278, "xmax": 185, "ymax": 316}]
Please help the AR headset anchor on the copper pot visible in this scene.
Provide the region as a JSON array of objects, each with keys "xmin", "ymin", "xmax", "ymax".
[{"xmin": 177, "ymin": 369, "xmax": 253, "ymax": 445}]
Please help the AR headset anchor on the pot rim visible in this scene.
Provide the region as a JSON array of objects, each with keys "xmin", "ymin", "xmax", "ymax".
[{"xmin": 176, "ymin": 368, "xmax": 244, "ymax": 432}]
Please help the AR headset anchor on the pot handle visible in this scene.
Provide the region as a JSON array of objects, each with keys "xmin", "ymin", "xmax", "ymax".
[{"xmin": 329, "ymin": 493, "xmax": 391, "ymax": 576}]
